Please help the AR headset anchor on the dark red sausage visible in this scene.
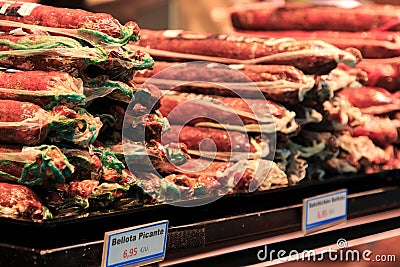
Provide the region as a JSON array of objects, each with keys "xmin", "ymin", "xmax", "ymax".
[
  {"xmin": 0, "ymin": 70, "xmax": 83, "ymax": 108},
  {"xmin": 162, "ymin": 125, "xmax": 255, "ymax": 153},
  {"xmin": 0, "ymin": 182, "xmax": 51, "ymax": 220},
  {"xmin": 134, "ymin": 61, "xmax": 313, "ymax": 104},
  {"xmin": 159, "ymin": 93, "xmax": 298, "ymax": 134},
  {"xmin": 234, "ymin": 30, "xmax": 400, "ymax": 59},
  {"xmin": 356, "ymin": 61, "xmax": 400, "ymax": 91},
  {"xmin": 231, "ymin": 3, "xmax": 400, "ymax": 32},
  {"xmin": 0, "ymin": 2, "xmax": 139, "ymax": 38},
  {"xmin": 136, "ymin": 61, "xmax": 307, "ymax": 83},
  {"xmin": 137, "ymin": 29, "xmax": 361, "ymax": 75},
  {"xmin": 0, "ymin": 70, "xmax": 79, "ymax": 92},
  {"xmin": 338, "ymin": 86, "xmax": 400, "ymax": 115},
  {"xmin": 0, "ymin": 100, "xmax": 49, "ymax": 145}
]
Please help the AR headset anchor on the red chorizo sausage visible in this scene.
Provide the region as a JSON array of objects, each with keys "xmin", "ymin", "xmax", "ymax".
[
  {"xmin": 162, "ymin": 125, "xmax": 256, "ymax": 153},
  {"xmin": 134, "ymin": 61, "xmax": 314, "ymax": 104},
  {"xmin": 0, "ymin": 70, "xmax": 84, "ymax": 108},
  {"xmin": 0, "ymin": 99, "xmax": 49, "ymax": 145},
  {"xmin": 137, "ymin": 29, "xmax": 361, "ymax": 75},
  {"xmin": 234, "ymin": 30, "xmax": 400, "ymax": 59},
  {"xmin": 0, "ymin": 1, "xmax": 139, "ymax": 38},
  {"xmin": 356, "ymin": 61, "xmax": 400, "ymax": 91},
  {"xmin": 0, "ymin": 182, "xmax": 52, "ymax": 220},
  {"xmin": 231, "ymin": 3, "xmax": 400, "ymax": 32}
]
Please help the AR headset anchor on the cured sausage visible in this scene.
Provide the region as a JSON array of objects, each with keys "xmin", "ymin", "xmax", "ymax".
[
  {"xmin": 0, "ymin": 70, "xmax": 84, "ymax": 109},
  {"xmin": 234, "ymin": 30, "xmax": 400, "ymax": 59},
  {"xmin": 337, "ymin": 86, "xmax": 400, "ymax": 115},
  {"xmin": 159, "ymin": 92, "xmax": 298, "ymax": 134},
  {"xmin": 137, "ymin": 29, "xmax": 361, "ymax": 75},
  {"xmin": 134, "ymin": 61, "xmax": 316, "ymax": 104},
  {"xmin": 0, "ymin": 1, "xmax": 140, "ymax": 39},
  {"xmin": 356, "ymin": 61, "xmax": 400, "ymax": 91},
  {"xmin": 0, "ymin": 34, "xmax": 154, "ymax": 82},
  {"xmin": 231, "ymin": 3, "xmax": 400, "ymax": 32},
  {"xmin": 0, "ymin": 99, "xmax": 49, "ymax": 145},
  {"xmin": 0, "ymin": 182, "xmax": 52, "ymax": 220},
  {"xmin": 0, "ymin": 34, "xmax": 101, "ymax": 77},
  {"xmin": 0, "ymin": 100, "xmax": 102, "ymax": 146},
  {"xmin": 162, "ymin": 125, "xmax": 255, "ymax": 153},
  {"xmin": 0, "ymin": 145, "xmax": 73, "ymax": 186}
]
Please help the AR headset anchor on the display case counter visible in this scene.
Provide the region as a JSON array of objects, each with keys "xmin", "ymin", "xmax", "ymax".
[{"xmin": 0, "ymin": 170, "xmax": 399, "ymax": 266}]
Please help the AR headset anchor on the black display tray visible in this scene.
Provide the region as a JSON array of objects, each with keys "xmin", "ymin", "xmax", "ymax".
[
  {"xmin": 0, "ymin": 170, "xmax": 399, "ymax": 267},
  {"xmin": 1, "ymin": 169, "xmax": 399, "ymax": 251}
]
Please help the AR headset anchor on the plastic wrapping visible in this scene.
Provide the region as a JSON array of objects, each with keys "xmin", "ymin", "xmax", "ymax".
[
  {"xmin": 135, "ymin": 29, "xmax": 361, "ymax": 75},
  {"xmin": 0, "ymin": 70, "xmax": 84, "ymax": 109},
  {"xmin": 91, "ymin": 147, "xmax": 126, "ymax": 183},
  {"xmin": 134, "ymin": 62, "xmax": 316, "ymax": 105},
  {"xmin": 230, "ymin": 3, "xmax": 400, "ymax": 32},
  {"xmin": 43, "ymin": 179, "xmax": 141, "ymax": 214},
  {"xmin": 234, "ymin": 30, "xmax": 400, "ymax": 59},
  {"xmin": 137, "ymin": 158, "xmax": 294, "ymax": 203},
  {"xmin": 0, "ymin": 100, "xmax": 102, "ymax": 146},
  {"xmin": 0, "ymin": 2, "xmax": 140, "ymax": 42},
  {"xmin": 0, "ymin": 145, "xmax": 74, "ymax": 186},
  {"xmin": 63, "ymin": 148, "xmax": 103, "ymax": 181},
  {"xmin": 83, "ymin": 76, "xmax": 135, "ymax": 103},
  {"xmin": 0, "ymin": 182, "xmax": 52, "ymax": 221},
  {"xmin": 159, "ymin": 92, "xmax": 297, "ymax": 134},
  {"xmin": 47, "ymin": 107, "xmax": 103, "ymax": 147},
  {"xmin": 110, "ymin": 141, "xmax": 189, "ymax": 171},
  {"xmin": 0, "ymin": 34, "xmax": 154, "ymax": 82}
]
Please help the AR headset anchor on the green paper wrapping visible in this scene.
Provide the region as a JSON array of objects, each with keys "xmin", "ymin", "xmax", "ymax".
[{"xmin": 0, "ymin": 145, "xmax": 74, "ymax": 186}]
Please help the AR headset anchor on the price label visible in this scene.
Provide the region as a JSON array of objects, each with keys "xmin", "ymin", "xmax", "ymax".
[
  {"xmin": 302, "ymin": 189, "xmax": 347, "ymax": 234},
  {"xmin": 17, "ymin": 3, "xmax": 39, "ymax": 16},
  {"xmin": 101, "ymin": 220, "xmax": 168, "ymax": 267}
]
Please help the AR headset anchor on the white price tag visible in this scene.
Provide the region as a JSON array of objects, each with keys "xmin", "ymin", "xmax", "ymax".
[
  {"xmin": 17, "ymin": 3, "xmax": 39, "ymax": 16},
  {"xmin": 162, "ymin": 30, "xmax": 183, "ymax": 38},
  {"xmin": 102, "ymin": 220, "xmax": 168, "ymax": 267},
  {"xmin": 0, "ymin": 4, "xmax": 10, "ymax": 15},
  {"xmin": 302, "ymin": 189, "xmax": 347, "ymax": 234}
]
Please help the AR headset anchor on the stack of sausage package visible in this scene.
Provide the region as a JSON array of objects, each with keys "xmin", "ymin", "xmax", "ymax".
[
  {"xmin": 229, "ymin": 2, "xmax": 400, "ymax": 178},
  {"xmin": 132, "ymin": 26, "xmax": 363, "ymax": 191},
  {"xmin": 2, "ymin": 1, "xmax": 399, "ymax": 222},
  {"xmin": 133, "ymin": 3, "xmax": 400, "ymax": 194},
  {"xmin": 0, "ymin": 1, "xmax": 191, "ymax": 221}
]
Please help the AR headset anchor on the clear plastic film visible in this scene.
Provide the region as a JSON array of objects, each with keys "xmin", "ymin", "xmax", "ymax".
[
  {"xmin": 134, "ymin": 62, "xmax": 316, "ymax": 105},
  {"xmin": 184, "ymin": 137, "xmax": 269, "ymax": 162},
  {"xmin": 110, "ymin": 140, "xmax": 188, "ymax": 171},
  {"xmin": 0, "ymin": 105, "xmax": 102, "ymax": 146},
  {"xmin": 48, "ymin": 108, "xmax": 103, "ymax": 147},
  {"xmin": 217, "ymin": 159, "xmax": 289, "ymax": 192},
  {"xmin": 131, "ymin": 35, "xmax": 361, "ymax": 74},
  {"xmin": 160, "ymin": 92, "xmax": 297, "ymax": 134},
  {"xmin": 83, "ymin": 76, "xmax": 135, "ymax": 103},
  {"xmin": 0, "ymin": 17, "xmax": 139, "ymax": 46},
  {"xmin": 0, "ymin": 71, "xmax": 85, "ymax": 109},
  {"xmin": 0, "ymin": 33, "xmax": 154, "ymax": 82},
  {"xmin": 0, "ymin": 145, "xmax": 74, "ymax": 186}
]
